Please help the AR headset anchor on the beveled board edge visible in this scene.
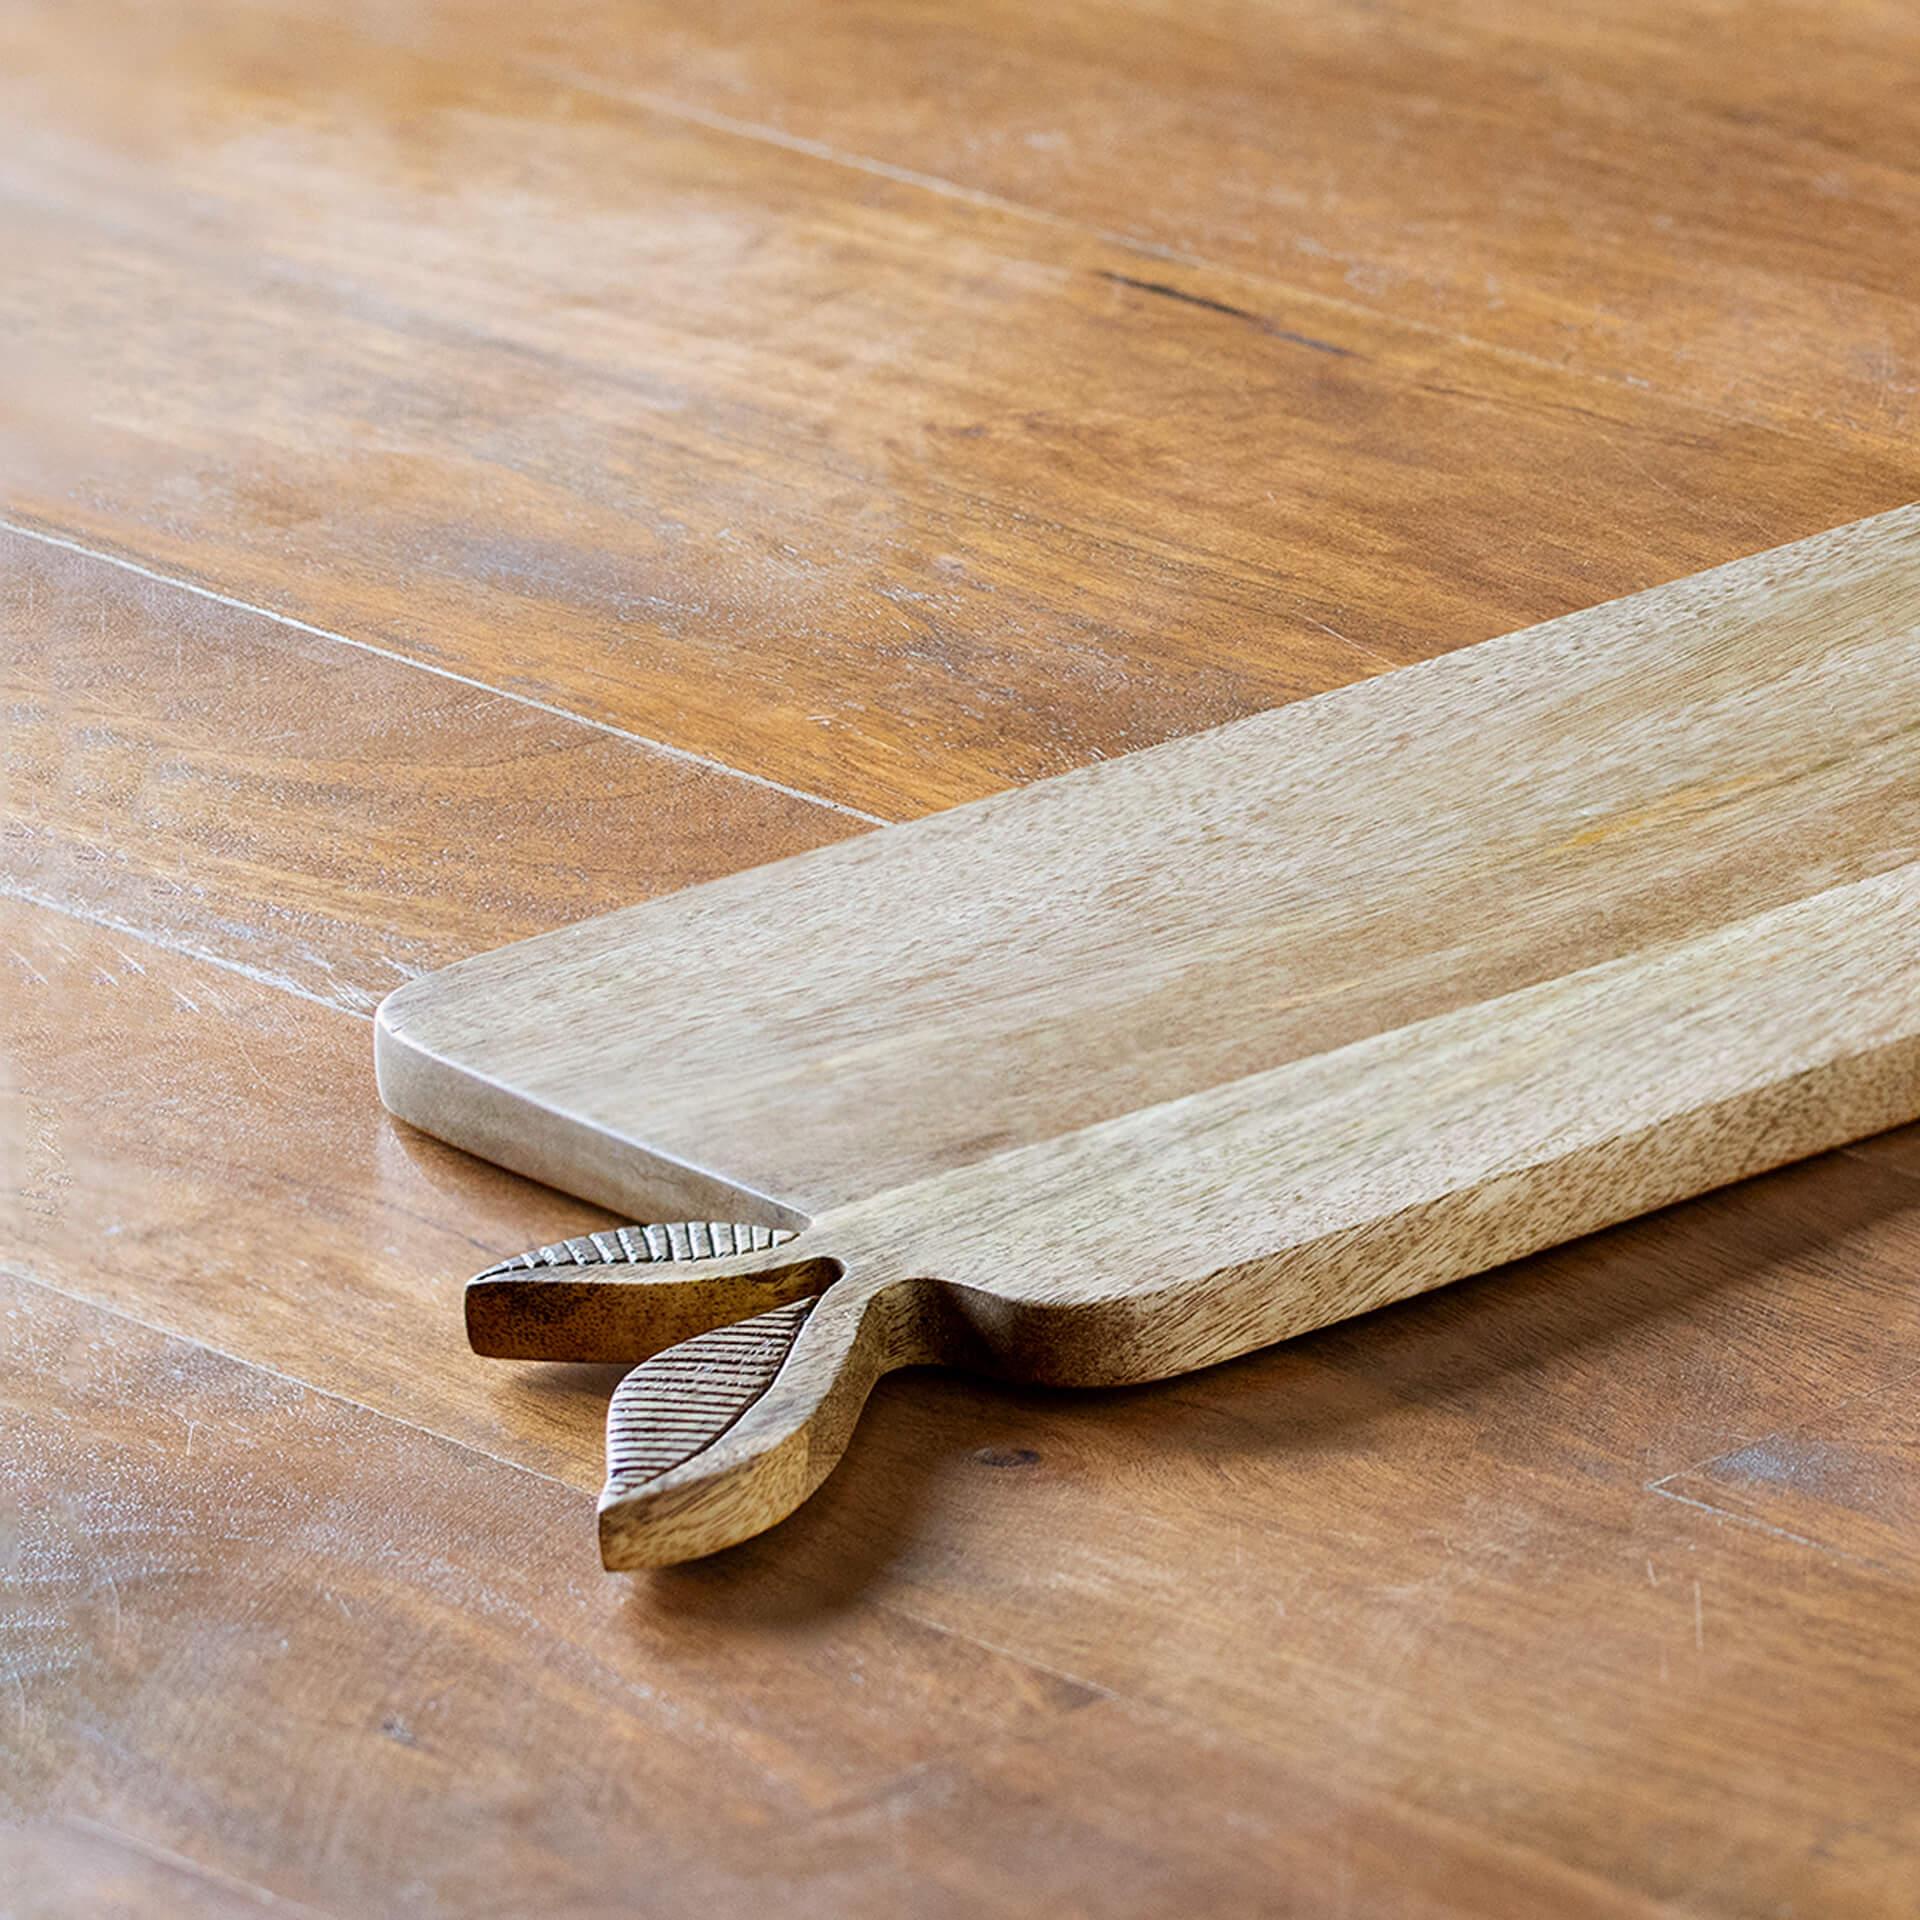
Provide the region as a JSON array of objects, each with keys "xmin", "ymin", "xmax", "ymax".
[{"xmin": 373, "ymin": 1016, "xmax": 809, "ymax": 1229}]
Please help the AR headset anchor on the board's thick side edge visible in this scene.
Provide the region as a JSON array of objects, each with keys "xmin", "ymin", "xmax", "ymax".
[
  {"xmin": 373, "ymin": 985, "xmax": 810, "ymax": 1231},
  {"xmin": 801, "ymin": 859, "xmax": 1920, "ymax": 1384}
]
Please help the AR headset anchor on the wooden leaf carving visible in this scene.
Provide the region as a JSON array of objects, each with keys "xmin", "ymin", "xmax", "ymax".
[
  {"xmin": 476, "ymin": 1220, "xmax": 794, "ymax": 1282},
  {"xmin": 604, "ymin": 1298, "xmax": 816, "ymax": 1495}
]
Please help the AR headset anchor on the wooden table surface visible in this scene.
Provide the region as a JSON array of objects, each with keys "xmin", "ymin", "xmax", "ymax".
[{"xmin": 5, "ymin": 3, "xmax": 1918, "ymax": 1913}]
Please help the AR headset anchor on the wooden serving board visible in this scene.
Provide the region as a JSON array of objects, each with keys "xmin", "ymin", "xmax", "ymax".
[{"xmin": 377, "ymin": 505, "xmax": 1920, "ymax": 1567}]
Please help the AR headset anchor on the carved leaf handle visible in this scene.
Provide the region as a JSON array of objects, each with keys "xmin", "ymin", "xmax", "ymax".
[
  {"xmin": 466, "ymin": 1221, "xmax": 949, "ymax": 1567},
  {"xmin": 465, "ymin": 1220, "xmax": 822, "ymax": 1362}
]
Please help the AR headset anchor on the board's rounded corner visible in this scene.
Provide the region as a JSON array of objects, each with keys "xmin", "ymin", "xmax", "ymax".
[
  {"xmin": 373, "ymin": 965, "xmax": 432, "ymax": 1036},
  {"xmin": 371, "ymin": 975, "xmax": 443, "ymax": 1123},
  {"xmin": 366, "ymin": 967, "xmax": 819, "ymax": 1235}
]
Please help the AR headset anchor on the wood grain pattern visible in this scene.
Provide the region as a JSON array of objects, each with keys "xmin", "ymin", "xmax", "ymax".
[
  {"xmin": 10, "ymin": 0, "xmax": 1920, "ymax": 1907},
  {"xmin": 464, "ymin": 1219, "xmax": 826, "ymax": 1365},
  {"xmin": 504, "ymin": 856, "xmax": 1920, "ymax": 1564},
  {"xmin": 0, "ymin": 893, "xmax": 621, "ymax": 1483},
  {"xmin": 14, "ymin": 879, "xmax": 1920, "ymax": 1910},
  {"xmin": 605, "ymin": 1297, "xmax": 817, "ymax": 1492},
  {"xmin": 0, "ymin": 1821, "xmax": 320, "ymax": 1920},
  {"xmin": 14, "ymin": 1263, "xmax": 1919, "ymax": 1916},
  {"xmin": 383, "ymin": 505, "xmax": 1920, "ymax": 1219},
  {"xmin": 398, "ymin": 506, "xmax": 1920, "ymax": 1561},
  {"xmin": 542, "ymin": 0, "xmax": 1920, "ymax": 443},
  {"xmin": 5, "ymin": 0, "xmax": 1920, "ymax": 815},
  {"xmin": 0, "ymin": 1274, "xmax": 1100, "ymax": 1916},
  {"xmin": 0, "ymin": 527, "xmax": 854, "ymax": 1012},
  {"xmin": 1654, "ymin": 1386, "xmax": 1920, "ymax": 1579}
]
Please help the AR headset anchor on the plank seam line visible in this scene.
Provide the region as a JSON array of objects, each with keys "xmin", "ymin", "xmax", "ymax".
[
  {"xmin": 57, "ymin": 1814, "xmax": 343, "ymax": 1920},
  {"xmin": 1, "ymin": 1260, "xmax": 587, "ymax": 1497},
  {"xmin": 1644, "ymin": 1359, "xmax": 1920, "ymax": 1494},
  {"xmin": 1643, "ymin": 1484, "xmax": 1895, "ymax": 1578},
  {"xmin": 888, "ymin": 1612, "xmax": 1118, "ymax": 1711},
  {"xmin": 553, "ymin": 71, "xmax": 1840, "ymax": 447},
  {"xmin": 0, "ymin": 875, "xmax": 373, "ymax": 1020},
  {"xmin": 3, "ymin": 1262, "xmax": 1138, "ymax": 1703},
  {"xmin": 0, "ymin": 515, "xmax": 892, "ymax": 827},
  {"xmin": 1, "ymin": 196, "xmax": 1405, "ymax": 678}
]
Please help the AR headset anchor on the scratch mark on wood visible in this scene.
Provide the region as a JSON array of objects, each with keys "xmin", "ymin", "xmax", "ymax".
[
  {"xmin": 1096, "ymin": 270, "xmax": 1356, "ymax": 356},
  {"xmin": 0, "ymin": 875, "xmax": 370, "ymax": 1019}
]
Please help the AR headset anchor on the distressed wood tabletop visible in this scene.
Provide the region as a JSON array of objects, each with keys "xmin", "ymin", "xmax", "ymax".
[{"xmin": 5, "ymin": 2, "xmax": 1920, "ymax": 1913}]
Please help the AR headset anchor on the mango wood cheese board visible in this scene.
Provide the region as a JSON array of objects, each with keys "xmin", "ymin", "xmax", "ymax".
[{"xmin": 376, "ymin": 505, "xmax": 1920, "ymax": 1569}]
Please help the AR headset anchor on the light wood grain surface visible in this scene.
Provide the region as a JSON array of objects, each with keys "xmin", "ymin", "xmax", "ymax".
[
  {"xmin": 7, "ymin": 2, "xmax": 1920, "ymax": 1913},
  {"xmin": 390, "ymin": 509, "xmax": 1920, "ymax": 1563},
  {"xmin": 382, "ymin": 506, "xmax": 1920, "ymax": 1217}
]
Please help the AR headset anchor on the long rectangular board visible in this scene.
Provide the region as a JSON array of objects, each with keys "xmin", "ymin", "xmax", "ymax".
[{"xmin": 376, "ymin": 505, "xmax": 1920, "ymax": 1564}]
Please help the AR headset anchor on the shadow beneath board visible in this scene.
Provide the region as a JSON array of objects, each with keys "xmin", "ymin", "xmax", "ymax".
[{"xmin": 609, "ymin": 1138, "xmax": 1920, "ymax": 1622}]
